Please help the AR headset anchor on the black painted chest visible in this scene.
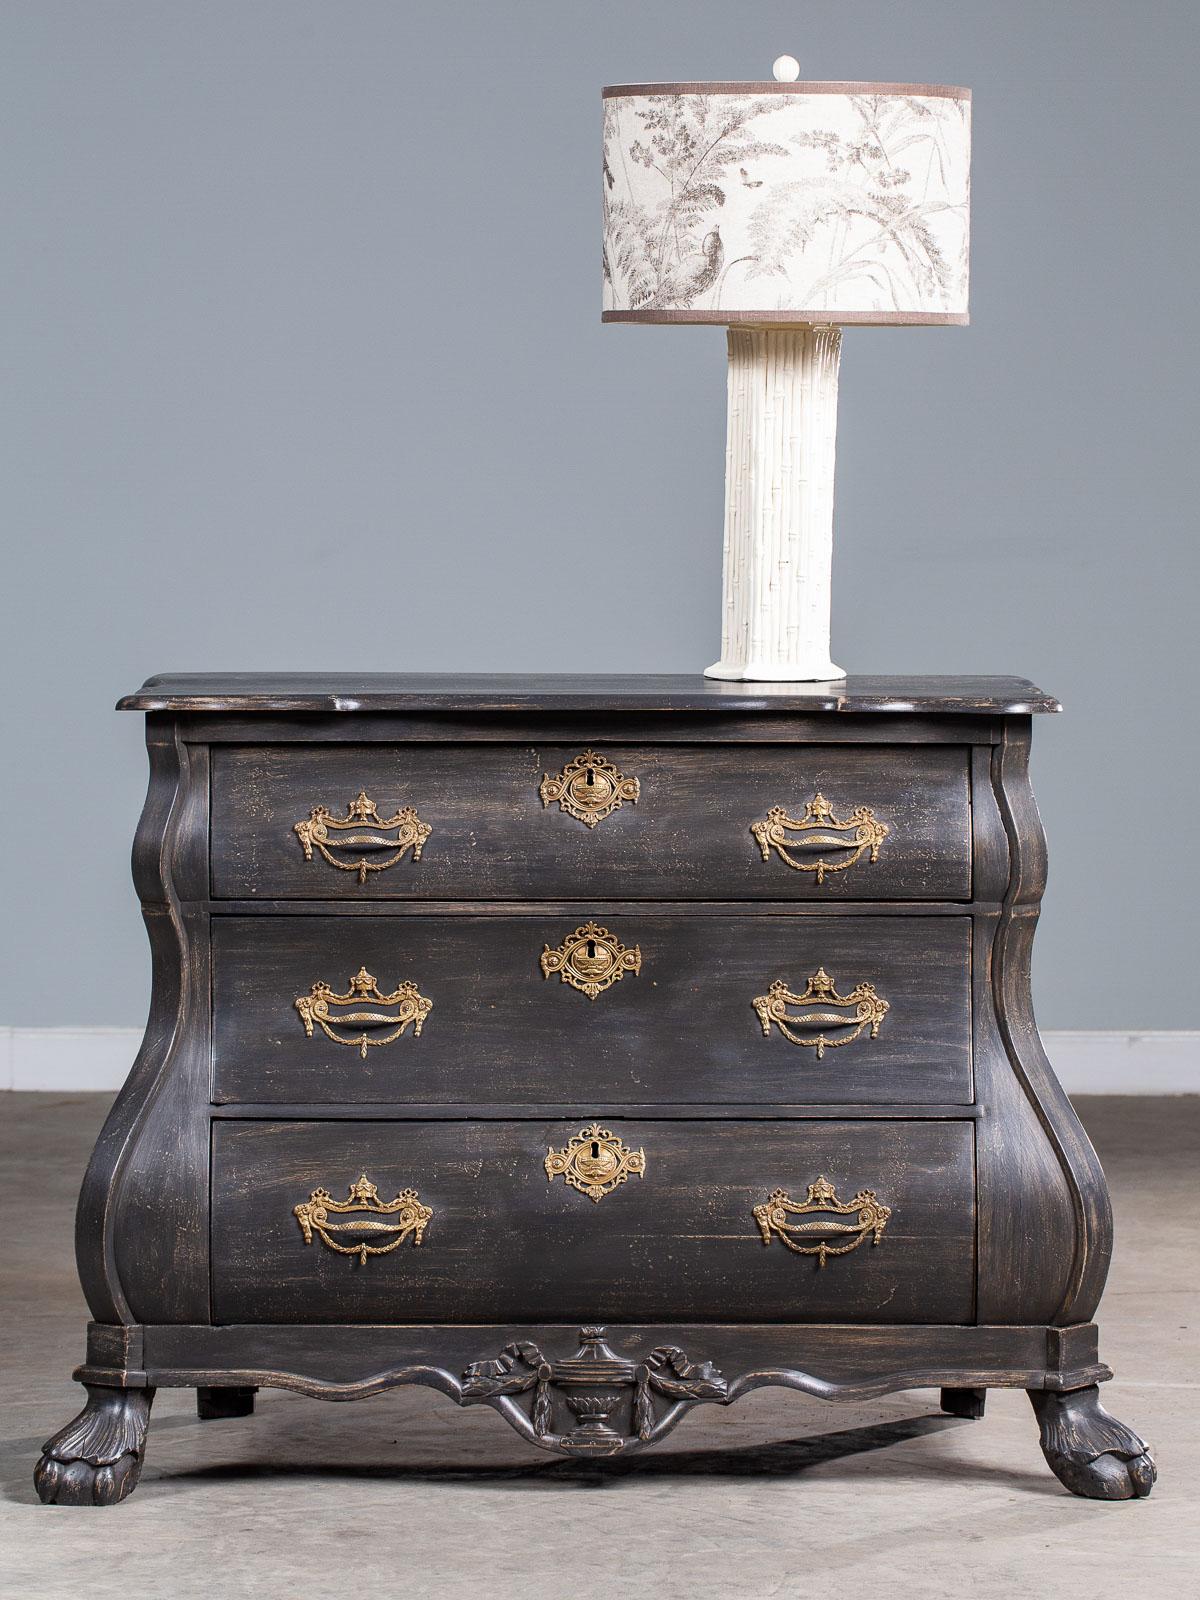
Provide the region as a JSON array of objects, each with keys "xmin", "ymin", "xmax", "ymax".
[{"xmin": 34, "ymin": 675, "xmax": 1155, "ymax": 1503}]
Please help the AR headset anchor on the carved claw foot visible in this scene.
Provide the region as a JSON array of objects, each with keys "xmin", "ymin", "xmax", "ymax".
[
  {"xmin": 1028, "ymin": 1386, "xmax": 1155, "ymax": 1500},
  {"xmin": 34, "ymin": 1384, "xmax": 155, "ymax": 1506}
]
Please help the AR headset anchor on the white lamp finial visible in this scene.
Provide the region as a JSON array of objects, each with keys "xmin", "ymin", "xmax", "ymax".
[{"xmin": 772, "ymin": 55, "xmax": 801, "ymax": 82}]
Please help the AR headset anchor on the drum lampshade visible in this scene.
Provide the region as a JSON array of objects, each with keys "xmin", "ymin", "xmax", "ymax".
[{"xmin": 602, "ymin": 82, "xmax": 970, "ymax": 325}]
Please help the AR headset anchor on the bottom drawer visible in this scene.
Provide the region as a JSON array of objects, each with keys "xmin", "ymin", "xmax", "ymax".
[{"xmin": 211, "ymin": 1118, "xmax": 976, "ymax": 1324}]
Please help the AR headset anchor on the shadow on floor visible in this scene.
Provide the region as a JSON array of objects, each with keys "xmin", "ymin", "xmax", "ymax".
[{"xmin": 155, "ymin": 1413, "xmax": 971, "ymax": 1492}]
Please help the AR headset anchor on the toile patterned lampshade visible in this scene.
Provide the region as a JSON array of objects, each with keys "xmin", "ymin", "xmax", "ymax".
[{"xmin": 602, "ymin": 82, "xmax": 970, "ymax": 324}]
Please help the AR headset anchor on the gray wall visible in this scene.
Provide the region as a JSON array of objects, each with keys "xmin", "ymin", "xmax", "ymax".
[{"xmin": 3, "ymin": 1, "xmax": 1197, "ymax": 1032}]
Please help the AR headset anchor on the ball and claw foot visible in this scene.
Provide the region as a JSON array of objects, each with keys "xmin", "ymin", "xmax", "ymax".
[
  {"xmin": 1028, "ymin": 1386, "xmax": 1156, "ymax": 1500},
  {"xmin": 34, "ymin": 1383, "xmax": 155, "ymax": 1506}
]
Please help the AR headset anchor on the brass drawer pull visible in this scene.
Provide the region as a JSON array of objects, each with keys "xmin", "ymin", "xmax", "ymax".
[
  {"xmin": 753, "ymin": 968, "xmax": 889, "ymax": 1058},
  {"xmin": 540, "ymin": 750, "xmax": 639, "ymax": 827},
  {"xmin": 294, "ymin": 790, "xmax": 431, "ymax": 883},
  {"xmin": 751, "ymin": 792, "xmax": 888, "ymax": 881},
  {"xmin": 293, "ymin": 1173, "xmax": 432, "ymax": 1264},
  {"xmin": 545, "ymin": 1123, "xmax": 646, "ymax": 1202},
  {"xmin": 295, "ymin": 967, "xmax": 431, "ymax": 1058},
  {"xmin": 540, "ymin": 921, "xmax": 642, "ymax": 1000},
  {"xmin": 753, "ymin": 1176, "xmax": 891, "ymax": 1267}
]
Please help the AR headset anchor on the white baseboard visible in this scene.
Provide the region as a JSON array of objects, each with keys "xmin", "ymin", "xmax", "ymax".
[
  {"xmin": 1041, "ymin": 1031, "xmax": 1198, "ymax": 1095},
  {"xmin": 1, "ymin": 1025, "xmax": 1197, "ymax": 1095},
  {"xmin": 2, "ymin": 1027, "xmax": 146, "ymax": 1092}
]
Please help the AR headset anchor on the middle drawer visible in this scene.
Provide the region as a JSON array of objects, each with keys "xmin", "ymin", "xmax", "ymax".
[{"xmin": 211, "ymin": 913, "xmax": 972, "ymax": 1105}]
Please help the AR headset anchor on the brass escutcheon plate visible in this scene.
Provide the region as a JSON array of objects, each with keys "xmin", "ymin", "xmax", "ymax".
[
  {"xmin": 540, "ymin": 921, "xmax": 642, "ymax": 1000},
  {"xmin": 539, "ymin": 751, "xmax": 639, "ymax": 827},
  {"xmin": 545, "ymin": 1123, "xmax": 647, "ymax": 1202}
]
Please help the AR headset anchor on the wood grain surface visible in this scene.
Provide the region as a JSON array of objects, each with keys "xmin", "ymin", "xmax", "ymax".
[
  {"xmin": 210, "ymin": 741, "xmax": 972, "ymax": 901},
  {"xmin": 119, "ymin": 672, "xmax": 1060, "ymax": 715},
  {"xmin": 210, "ymin": 912, "xmax": 972, "ymax": 1107},
  {"xmin": 210, "ymin": 1117, "xmax": 976, "ymax": 1324}
]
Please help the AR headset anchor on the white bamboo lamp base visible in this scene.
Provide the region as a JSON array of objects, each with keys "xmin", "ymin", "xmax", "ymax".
[{"xmin": 705, "ymin": 326, "xmax": 846, "ymax": 682}]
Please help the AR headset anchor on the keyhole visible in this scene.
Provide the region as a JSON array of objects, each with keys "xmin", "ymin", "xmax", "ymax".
[
  {"xmin": 591, "ymin": 1141, "xmax": 601, "ymax": 1159},
  {"xmin": 585, "ymin": 767, "xmax": 595, "ymax": 786},
  {"xmin": 587, "ymin": 940, "xmax": 596, "ymax": 959}
]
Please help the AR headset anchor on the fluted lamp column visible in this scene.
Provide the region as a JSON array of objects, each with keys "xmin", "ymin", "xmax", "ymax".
[{"xmin": 602, "ymin": 58, "xmax": 971, "ymax": 681}]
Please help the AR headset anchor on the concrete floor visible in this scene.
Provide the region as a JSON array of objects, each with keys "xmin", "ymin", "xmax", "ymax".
[{"xmin": 1, "ymin": 1095, "xmax": 1195, "ymax": 1599}]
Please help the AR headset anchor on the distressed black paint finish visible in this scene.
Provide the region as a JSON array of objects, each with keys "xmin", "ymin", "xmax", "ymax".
[
  {"xmin": 210, "ymin": 741, "xmax": 972, "ymax": 902},
  {"xmin": 38, "ymin": 676, "xmax": 1152, "ymax": 1503},
  {"xmin": 119, "ymin": 673, "xmax": 1062, "ymax": 715},
  {"xmin": 941, "ymin": 1385, "xmax": 986, "ymax": 1419},
  {"xmin": 210, "ymin": 912, "xmax": 972, "ymax": 1106},
  {"xmin": 1028, "ymin": 1387, "xmax": 1156, "ymax": 1500},
  {"xmin": 134, "ymin": 1320, "xmax": 1107, "ymax": 1400},
  {"xmin": 210, "ymin": 1118, "xmax": 975, "ymax": 1324},
  {"xmin": 34, "ymin": 1385, "xmax": 155, "ymax": 1506}
]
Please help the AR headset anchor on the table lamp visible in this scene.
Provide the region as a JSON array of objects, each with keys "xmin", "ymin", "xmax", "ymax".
[{"xmin": 602, "ymin": 59, "xmax": 971, "ymax": 680}]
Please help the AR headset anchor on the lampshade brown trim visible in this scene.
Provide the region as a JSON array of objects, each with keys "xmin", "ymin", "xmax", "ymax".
[
  {"xmin": 602, "ymin": 81, "xmax": 971, "ymax": 101},
  {"xmin": 602, "ymin": 310, "xmax": 970, "ymax": 327}
]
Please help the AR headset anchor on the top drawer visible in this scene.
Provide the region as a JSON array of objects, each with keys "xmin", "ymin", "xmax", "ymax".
[{"xmin": 210, "ymin": 743, "xmax": 972, "ymax": 902}]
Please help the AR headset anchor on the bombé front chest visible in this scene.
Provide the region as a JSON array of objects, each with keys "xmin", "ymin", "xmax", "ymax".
[{"xmin": 106, "ymin": 676, "xmax": 1067, "ymax": 1336}]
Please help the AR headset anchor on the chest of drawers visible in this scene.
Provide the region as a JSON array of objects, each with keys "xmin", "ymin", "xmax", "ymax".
[{"xmin": 35, "ymin": 675, "xmax": 1154, "ymax": 1504}]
